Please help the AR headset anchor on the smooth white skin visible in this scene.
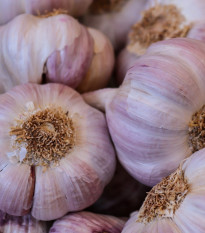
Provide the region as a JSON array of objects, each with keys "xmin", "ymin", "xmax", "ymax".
[
  {"xmin": 0, "ymin": 14, "xmax": 93, "ymax": 93},
  {"xmin": 83, "ymin": 0, "xmax": 147, "ymax": 50},
  {"xmin": 0, "ymin": 83, "xmax": 116, "ymax": 220},
  {"xmin": 0, "ymin": 0, "xmax": 93, "ymax": 25},
  {"xmin": 122, "ymin": 149, "xmax": 205, "ymax": 233}
]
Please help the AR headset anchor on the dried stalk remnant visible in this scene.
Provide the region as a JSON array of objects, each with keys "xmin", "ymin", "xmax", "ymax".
[
  {"xmin": 128, "ymin": 4, "xmax": 190, "ymax": 54},
  {"xmin": 36, "ymin": 8, "xmax": 68, "ymax": 18},
  {"xmin": 10, "ymin": 107, "xmax": 75, "ymax": 167},
  {"xmin": 188, "ymin": 105, "xmax": 205, "ymax": 153},
  {"xmin": 90, "ymin": 0, "xmax": 127, "ymax": 14},
  {"xmin": 138, "ymin": 167, "xmax": 189, "ymax": 223}
]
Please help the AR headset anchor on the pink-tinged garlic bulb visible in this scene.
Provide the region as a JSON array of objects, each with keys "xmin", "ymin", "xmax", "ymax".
[
  {"xmin": 0, "ymin": 14, "xmax": 93, "ymax": 93},
  {"xmin": 49, "ymin": 211, "xmax": 125, "ymax": 232},
  {"xmin": 88, "ymin": 162, "xmax": 150, "ymax": 217},
  {"xmin": 122, "ymin": 149, "xmax": 205, "ymax": 233},
  {"xmin": 0, "ymin": 83, "xmax": 116, "ymax": 221},
  {"xmin": 0, "ymin": 211, "xmax": 47, "ymax": 233},
  {"xmin": 83, "ymin": 38, "xmax": 205, "ymax": 186},
  {"xmin": 0, "ymin": 0, "xmax": 93, "ymax": 25},
  {"xmin": 116, "ymin": 0, "xmax": 205, "ymax": 84},
  {"xmin": 77, "ymin": 28, "xmax": 115, "ymax": 93},
  {"xmin": 83, "ymin": 0, "xmax": 147, "ymax": 51}
]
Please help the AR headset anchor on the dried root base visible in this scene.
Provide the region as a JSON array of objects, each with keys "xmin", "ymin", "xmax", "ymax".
[
  {"xmin": 188, "ymin": 105, "xmax": 205, "ymax": 153},
  {"xmin": 138, "ymin": 167, "xmax": 189, "ymax": 224},
  {"xmin": 10, "ymin": 107, "xmax": 75, "ymax": 167},
  {"xmin": 36, "ymin": 9, "xmax": 68, "ymax": 18},
  {"xmin": 127, "ymin": 4, "xmax": 190, "ymax": 54},
  {"xmin": 90, "ymin": 0, "xmax": 127, "ymax": 14}
]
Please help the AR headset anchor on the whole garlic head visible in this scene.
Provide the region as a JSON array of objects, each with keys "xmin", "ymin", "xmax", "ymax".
[
  {"xmin": 0, "ymin": 0, "xmax": 93, "ymax": 25},
  {"xmin": 0, "ymin": 83, "xmax": 116, "ymax": 221},
  {"xmin": 49, "ymin": 211, "xmax": 125, "ymax": 232},
  {"xmin": 122, "ymin": 148, "xmax": 205, "ymax": 233},
  {"xmin": 84, "ymin": 38, "xmax": 205, "ymax": 186}
]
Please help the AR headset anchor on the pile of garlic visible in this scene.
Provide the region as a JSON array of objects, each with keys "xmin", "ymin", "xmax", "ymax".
[{"xmin": 2, "ymin": 0, "xmax": 205, "ymax": 232}]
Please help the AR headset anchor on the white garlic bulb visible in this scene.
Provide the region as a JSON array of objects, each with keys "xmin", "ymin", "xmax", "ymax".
[
  {"xmin": 122, "ymin": 148, "xmax": 205, "ymax": 233},
  {"xmin": 83, "ymin": 38, "xmax": 205, "ymax": 186},
  {"xmin": 116, "ymin": 0, "xmax": 205, "ymax": 84},
  {"xmin": 0, "ymin": 211, "xmax": 47, "ymax": 233},
  {"xmin": 49, "ymin": 211, "xmax": 125, "ymax": 232},
  {"xmin": 0, "ymin": 0, "xmax": 93, "ymax": 25},
  {"xmin": 0, "ymin": 83, "xmax": 116, "ymax": 221},
  {"xmin": 83, "ymin": 0, "xmax": 147, "ymax": 50}
]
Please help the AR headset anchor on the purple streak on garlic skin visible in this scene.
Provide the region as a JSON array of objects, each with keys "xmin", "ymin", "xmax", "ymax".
[
  {"xmin": 116, "ymin": 48, "xmax": 139, "ymax": 85},
  {"xmin": 83, "ymin": 0, "xmax": 147, "ymax": 51},
  {"xmin": 0, "ymin": 211, "xmax": 47, "ymax": 233},
  {"xmin": 45, "ymin": 23, "xmax": 93, "ymax": 88},
  {"xmin": 77, "ymin": 28, "xmax": 115, "ymax": 93},
  {"xmin": 0, "ymin": 83, "xmax": 116, "ymax": 220},
  {"xmin": 49, "ymin": 211, "xmax": 125, "ymax": 233},
  {"xmin": 0, "ymin": 14, "xmax": 93, "ymax": 93}
]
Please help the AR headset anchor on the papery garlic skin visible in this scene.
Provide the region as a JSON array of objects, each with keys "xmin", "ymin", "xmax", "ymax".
[
  {"xmin": 77, "ymin": 28, "xmax": 114, "ymax": 93},
  {"xmin": 0, "ymin": 211, "xmax": 47, "ymax": 233},
  {"xmin": 83, "ymin": 38, "xmax": 205, "ymax": 186},
  {"xmin": 0, "ymin": 0, "xmax": 93, "ymax": 25},
  {"xmin": 49, "ymin": 211, "xmax": 125, "ymax": 232},
  {"xmin": 83, "ymin": 0, "xmax": 147, "ymax": 50},
  {"xmin": 0, "ymin": 83, "xmax": 116, "ymax": 220},
  {"xmin": 0, "ymin": 14, "xmax": 93, "ymax": 93},
  {"xmin": 122, "ymin": 149, "xmax": 205, "ymax": 233}
]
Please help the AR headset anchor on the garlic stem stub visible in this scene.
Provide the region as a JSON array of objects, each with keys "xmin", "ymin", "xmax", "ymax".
[
  {"xmin": 116, "ymin": 0, "xmax": 205, "ymax": 85},
  {"xmin": 83, "ymin": 38, "xmax": 205, "ymax": 187},
  {"xmin": 122, "ymin": 148, "xmax": 205, "ymax": 233},
  {"xmin": 49, "ymin": 211, "xmax": 125, "ymax": 232},
  {"xmin": 0, "ymin": 14, "xmax": 93, "ymax": 93},
  {"xmin": 0, "ymin": 0, "xmax": 93, "ymax": 25},
  {"xmin": 83, "ymin": 0, "xmax": 148, "ymax": 50},
  {"xmin": 0, "ymin": 211, "xmax": 47, "ymax": 233},
  {"xmin": 0, "ymin": 83, "xmax": 116, "ymax": 221}
]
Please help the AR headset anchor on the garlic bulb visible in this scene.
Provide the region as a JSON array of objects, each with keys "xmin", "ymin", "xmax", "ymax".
[
  {"xmin": 0, "ymin": 14, "xmax": 93, "ymax": 93},
  {"xmin": 49, "ymin": 211, "xmax": 125, "ymax": 232},
  {"xmin": 77, "ymin": 28, "xmax": 115, "ymax": 93},
  {"xmin": 0, "ymin": 211, "xmax": 47, "ymax": 233},
  {"xmin": 83, "ymin": 0, "xmax": 147, "ymax": 50},
  {"xmin": 0, "ymin": 83, "xmax": 116, "ymax": 220},
  {"xmin": 88, "ymin": 162, "xmax": 150, "ymax": 217},
  {"xmin": 0, "ymin": 0, "xmax": 93, "ymax": 25},
  {"xmin": 83, "ymin": 38, "xmax": 205, "ymax": 186},
  {"xmin": 122, "ymin": 148, "xmax": 205, "ymax": 233},
  {"xmin": 116, "ymin": 0, "xmax": 205, "ymax": 84}
]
